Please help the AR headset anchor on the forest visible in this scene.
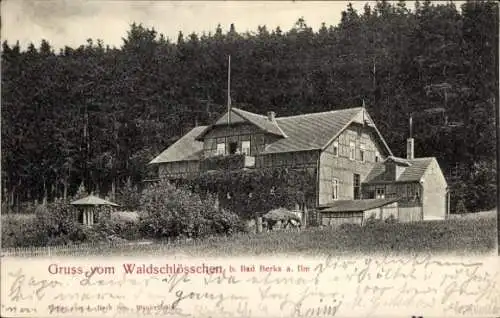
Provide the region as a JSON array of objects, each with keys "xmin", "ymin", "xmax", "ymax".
[{"xmin": 1, "ymin": 0, "xmax": 498, "ymax": 212}]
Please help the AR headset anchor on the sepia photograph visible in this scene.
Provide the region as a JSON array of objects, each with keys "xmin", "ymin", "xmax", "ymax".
[{"xmin": 1, "ymin": 0, "xmax": 499, "ymax": 317}]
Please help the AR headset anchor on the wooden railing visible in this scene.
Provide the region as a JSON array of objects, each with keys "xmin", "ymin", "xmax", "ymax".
[{"xmin": 200, "ymin": 154, "xmax": 255, "ymax": 171}]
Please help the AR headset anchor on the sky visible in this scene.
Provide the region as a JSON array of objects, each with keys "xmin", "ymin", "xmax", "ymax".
[{"xmin": 1, "ymin": 1, "xmax": 459, "ymax": 50}]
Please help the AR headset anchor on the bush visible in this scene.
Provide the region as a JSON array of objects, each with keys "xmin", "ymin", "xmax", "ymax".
[
  {"xmin": 138, "ymin": 179, "xmax": 244, "ymax": 240},
  {"xmin": 339, "ymin": 222, "xmax": 362, "ymax": 232},
  {"xmin": 35, "ymin": 199, "xmax": 85, "ymax": 245},
  {"xmin": 79, "ymin": 221, "xmax": 117, "ymax": 244},
  {"xmin": 364, "ymin": 214, "xmax": 382, "ymax": 227},
  {"xmin": 1, "ymin": 197, "xmax": 143, "ymax": 247},
  {"xmin": 1, "ymin": 215, "xmax": 48, "ymax": 247},
  {"xmin": 384, "ymin": 214, "xmax": 398, "ymax": 224},
  {"xmin": 116, "ymin": 178, "xmax": 142, "ymax": 211},
  {"xmin": 108, "ymin": 212, "xmax": 142, "ymax": 241}
]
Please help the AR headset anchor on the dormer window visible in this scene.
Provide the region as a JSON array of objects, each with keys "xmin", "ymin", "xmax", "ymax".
[
  {"xmin": 375, "ymin": 151, "xmax": 380, "ymax": 162},
  {"xmin": 384, "ymin": 156, "xmax": 411, "ymax": 180}
]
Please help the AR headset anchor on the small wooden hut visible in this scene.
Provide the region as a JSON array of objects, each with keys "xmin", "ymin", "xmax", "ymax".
[{"xmin": 70, "ymin": 194, "xmax": 119, "ymax": 226}]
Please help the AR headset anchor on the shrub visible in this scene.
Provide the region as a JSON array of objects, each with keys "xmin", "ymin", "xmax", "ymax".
[
  {"xmin": 384, "ymin": 214, "xmax": 398, "ymax": 224},
  {"xmin": 339, "ymin": 222, "xmax": 362, "ymax": 232},
  {"xmin": 209, "ymin": 207, "xmax": 247, "ymax": 235},
  {"xmin": 116, "ymin": 178, "xmax": 142, "ymax": 211},
  {"xmin": 138, "ymin": 179, "xmax": 243, "ymax": 240},
  {"xmin": 109, "ymin": 212, "xmax": 142, "ymax": 240},
  {"xmin": 1, "ymin": 215, "xmax": 48, "ymax": 247},
  {"xmin": 364, "ymin": 214, "xmax": 382, "ymax": 227},
  {"xmin": 35, "ymin": 199, "xmax": 84, "ymax": 245},
  {"xmin": 79, "ymin": 221, "xmax": 116, "ymax": 244},
  {"xmin": 1, "ymin": 196, "xmax": 143, "ymax": 247}
]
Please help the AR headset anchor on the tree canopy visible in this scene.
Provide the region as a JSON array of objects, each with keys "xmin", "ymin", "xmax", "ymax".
[{"xmin": 1, "ymin": 0, "xmax": 498, "ymax": 212}]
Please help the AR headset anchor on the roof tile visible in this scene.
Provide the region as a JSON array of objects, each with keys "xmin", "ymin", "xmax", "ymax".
[
  {"xmin": 263, "ymin": 107, "xmax": 363, "ymax": 154},
  {"xmin": 363, "ymin": 157, "xmax": 435, "ymax": 183}
]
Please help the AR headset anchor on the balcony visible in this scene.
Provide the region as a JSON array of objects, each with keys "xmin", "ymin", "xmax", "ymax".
[{"xmin": 200, "ymin": 154, "xmax": 255, "ymax": 172}]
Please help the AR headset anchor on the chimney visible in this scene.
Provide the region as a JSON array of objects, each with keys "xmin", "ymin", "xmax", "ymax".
[
  {"xmin": 406, "ymin": 138, "xmax": 414, "ymax": 160},
  {"xmin": 267, "ymin": 111, "xmax": 276, "ymax": 121}
]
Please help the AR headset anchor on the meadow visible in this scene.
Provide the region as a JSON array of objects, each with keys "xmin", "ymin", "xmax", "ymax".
[{"xmin": 1, "ymin": 210, "xmax": 496, "ymax": 257}]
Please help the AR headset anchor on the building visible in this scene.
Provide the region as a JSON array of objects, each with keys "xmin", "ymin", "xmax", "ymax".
[{"xmin": 149, "ymin": 106, "xmax": 449, "ymax": 225}]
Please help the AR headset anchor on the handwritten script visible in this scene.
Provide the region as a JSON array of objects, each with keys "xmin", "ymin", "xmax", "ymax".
[{"xmin": 1, "ymin": 255, "xmax": 499, "ymax": 317}]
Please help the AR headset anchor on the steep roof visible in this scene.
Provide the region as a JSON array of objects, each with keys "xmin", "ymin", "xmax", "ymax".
[
  {"xmin": 151, "ymin": 107, "xmax": 394, "ymax": 164},
  {"xmin": 149, "ymin": 126, "xmax": 207, "ymax": 164},
  {"xmin": 264, "ymin": 107, "xmax": 372, "ymax": 154},
  {"xmin": 70, "ymin": 195, "xmax": 119, "ymax": 207},
  {"xmin": 318, "ymin": 198, "xmax": 398, "ymax": 212},
  {"xmin": 363, "ymin": 157, "xmax": 435, "ymax": 184},
  {"xmin": 232, "ymin": 108, "xmax": 287, "ymax": 137},
  {"xmin": 196, "ymin": 107, "xmax": 286, "ymax": 140}
]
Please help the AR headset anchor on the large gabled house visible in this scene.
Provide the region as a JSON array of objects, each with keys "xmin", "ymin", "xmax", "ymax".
[{"xmin": 150, "ymin": 106, "xmax": 449, "ymax": 226}]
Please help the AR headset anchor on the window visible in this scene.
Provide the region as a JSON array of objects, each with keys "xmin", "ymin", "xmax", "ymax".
[
  {"xmin": 229, "ymin": 142, "xmax": 238, "ymax": 154},
  {"xmin": 241, "ymin": 141, "xmax": 251, "ymax": 155},
  {"xmin": 406, "ymin": 184, "xmax": 411, "ymax": 200},
  {"xmin": 333, "ymin": 141, "xmax": 339, "ymax": 157},
  {"xmin": 216, "ymin": 143, "xmax": 226, "ymax": 156},
  {"xmin": 332, "ymin": 178, "xmax": 339, "ymax": 200},
  {"xmin": 360, "ymin": 144, "xmax": 366, "ymax": 162},
  {"xmin": 349, "ymin": 142, "xmax": 356, "ymax": 161},
  {"xmin": 353, "ymin": 174, "xmax": 361, "ymax": 199},
  {"xmin": 376, "ymin": 187, "xmax": 385, "ymax": 199},
  {"xmin": 415, "ymin": 187, "xmax": 421, "ymax": 202},
  {"xmin": 406, "ymin": 184, "xmax": 421, "ymax": 202},
  {"xmin": 375, "ymin": 151, "xmax": 380, "ymax": 162}
]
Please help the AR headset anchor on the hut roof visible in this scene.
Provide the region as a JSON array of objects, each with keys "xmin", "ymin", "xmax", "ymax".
[
  {"xmin": 263, "ymin": 208, "xmax": 301, "ymax": 221},
  {"xmin": 70, "ymin": 195, "xmax": 119, "ymax": 207}
]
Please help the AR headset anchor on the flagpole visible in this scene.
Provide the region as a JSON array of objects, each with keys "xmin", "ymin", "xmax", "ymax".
[{"xmin": 227, "ymin": 55, "xmax": 231, "ymax": 127}]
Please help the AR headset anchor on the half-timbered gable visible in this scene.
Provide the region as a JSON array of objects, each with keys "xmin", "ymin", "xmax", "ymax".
[
  {"xmin": 318, "ymin": 123, "xmax": 391, "ymax": 205},
  {"xmin": 196, "ymin": 108, "xmax": 285, "ymax": 159}
]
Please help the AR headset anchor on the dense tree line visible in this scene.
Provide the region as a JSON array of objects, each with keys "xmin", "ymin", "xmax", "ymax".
[{"xmin": 1, "ymin": 0, "xmax": 498, "ymax": 211}]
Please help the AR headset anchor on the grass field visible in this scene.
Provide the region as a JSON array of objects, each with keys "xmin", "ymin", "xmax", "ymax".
[{"xmin": 2, "ymin": 211, "xmax": 496, "ymax": 257}]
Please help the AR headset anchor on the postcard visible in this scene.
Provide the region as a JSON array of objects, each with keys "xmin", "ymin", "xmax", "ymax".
[{"xmin": 1, "ymin": 1, "xmax": 499, "ymax": 317}]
